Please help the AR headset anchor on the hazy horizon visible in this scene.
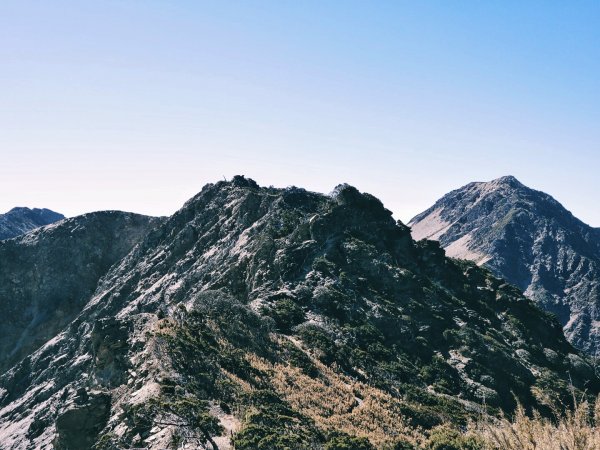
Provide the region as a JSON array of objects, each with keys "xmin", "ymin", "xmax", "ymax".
[{"xmin": 2, "ymin": 2, "xmax": 599, "ymax": 225}]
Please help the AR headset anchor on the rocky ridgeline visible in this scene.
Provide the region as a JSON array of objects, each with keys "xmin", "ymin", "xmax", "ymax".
[
  {"xmin": 0, "ymin": 177, "xmax": 598, "ymax": 449},
  {"xmin": 410, "ymin": 176, "xmax": 600, "ymax": 354},
  {"xmin": 0, "ymin": 207, "xmax": 65, "ymax": 241}
]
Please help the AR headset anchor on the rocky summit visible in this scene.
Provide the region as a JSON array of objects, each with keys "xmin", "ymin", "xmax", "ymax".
[
  {"xmin": 0, "ymin": 176, "xmax": 598, "ymax": 449},
  {"xmin": 0, "ymin": 207, "xmax": 65, "ymax": 241},
  {"xmin": 409, "ymin": 176, "xmax": 600, "ymax": 354}
]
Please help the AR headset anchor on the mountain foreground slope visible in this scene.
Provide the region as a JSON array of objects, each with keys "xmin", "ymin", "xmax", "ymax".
[
  {"xmin": 409, "ymin": 176, "xmax": 600, "ymax": 354},
  {"xmin": 0, "ymin": 208, "xmax": 64, "ymax": 240},
  {"xmin": 0, "ymin": 176, "xmax": 598, "ymax": 449}
]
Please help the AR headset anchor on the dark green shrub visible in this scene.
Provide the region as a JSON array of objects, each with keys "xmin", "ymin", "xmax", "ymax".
[
  {"xmin": 268, "ymin": 299, "xmax": 305, "ymax": 332},
  {"xmin": 297, "ymin": 324, "xmax": 337, "ymax": 364},
  {"xmin": 393, "ymin": 441, "xmax": 417, "ymax": 450},
  {"xmin": 233, "ymin": 390, "xmax": 320, "ymax": 449},
  {"xmin": 324, "ymin": 434, "xmax": 374, "ymax": 450}
]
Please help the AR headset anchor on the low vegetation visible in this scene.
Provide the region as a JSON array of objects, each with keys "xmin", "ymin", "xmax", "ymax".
[
  {"xmin": 144, "ymin": 292, "xmax": 600, "ymax": 450},
  {"xmin": 474, "ymin": 396, "xmax": 600, "ymax": 450}
]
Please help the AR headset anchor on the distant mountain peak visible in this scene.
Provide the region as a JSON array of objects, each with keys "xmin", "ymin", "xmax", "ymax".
[
  {"xmin": 410, "ymin": 177, "xmax": 600, "ymax": 353},
  {"xmin": 6, "ymin": 206, "xmax": 63, "ymax": 217},
  {"xmin": 0, "ymin": 207, "xmax": 65, "ymax": 240},
  {"xmin": 466, "ymin": 175, "xmax": 527, "ymax": 196},
  {"xmin": 491, "ymin": 174, "xmax": 523, "ymax": 186},
  {"xmin": 230, "ymin": 174, "xmax": 260, "ymax": 189}
]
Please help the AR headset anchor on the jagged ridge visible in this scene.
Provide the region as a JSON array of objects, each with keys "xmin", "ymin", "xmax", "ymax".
[{"xmin": 0, "ymin": 177, "xmax": 598, "ymax": 449}]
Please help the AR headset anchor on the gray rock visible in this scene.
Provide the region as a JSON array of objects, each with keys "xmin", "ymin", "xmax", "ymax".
[
  {"xmin": 0, "ymin": 207, "xmax": 64, "ymax": 241},
  {"xmin": 410, "ymin": 176, "xmax": 600, "ymax": 354},
  {"xmin": 0, "ymin": 211, "xmax": 162, "ymax": 372}
]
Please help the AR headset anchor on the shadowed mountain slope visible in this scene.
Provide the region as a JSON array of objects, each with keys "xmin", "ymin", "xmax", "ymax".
[{"xmin": 0, "ymin": 211, "xmax": 162, "ymax": 372}]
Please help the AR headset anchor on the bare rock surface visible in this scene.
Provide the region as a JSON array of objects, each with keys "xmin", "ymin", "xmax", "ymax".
[
  {"xmin": 0, "ymin": 208, "xmax": 64, "ymax": 241},
  {"xmin": 0, "ymin": 211, "xmax": 162, "ymax": 372},
  {"xmin": 410, "ymin": 176, "xmax": 600, "ymax": 353}
]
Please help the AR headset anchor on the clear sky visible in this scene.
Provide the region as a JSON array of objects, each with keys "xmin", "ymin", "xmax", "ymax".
[{"xmin": 1, "ymin": 1, "xmax": 599, "ymax": 226}]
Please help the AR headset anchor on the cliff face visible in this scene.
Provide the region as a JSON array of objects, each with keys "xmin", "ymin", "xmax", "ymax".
[
  {"xmin": 0, "ymin": 207, "xmax": 64, "ymax": 240},
  {"xmin": 0, "ymin": 211, "xmax": 162, "ymax": 372},
  {"xmin": 409, "ymin": 176, "xmax": 600, "ymax": 354},
  {"xmin": 0, "ymin": 177, "xmax": 597, "ymax": 449}
]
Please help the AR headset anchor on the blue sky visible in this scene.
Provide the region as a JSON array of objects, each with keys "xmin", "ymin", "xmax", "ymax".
[{"xmin": 1, "ymin": 1, "xmax": 599, "ymax": 225}]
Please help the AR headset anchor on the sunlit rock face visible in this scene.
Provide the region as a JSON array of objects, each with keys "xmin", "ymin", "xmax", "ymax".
[{"xmin": 410, "ymin": 175, "xmax": 600, "ymax": 354}]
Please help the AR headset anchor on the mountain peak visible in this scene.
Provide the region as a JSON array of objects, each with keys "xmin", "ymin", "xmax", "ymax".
[
  {"xmin": 0, "ymin": 207, "xmax": 65, "ymax": 240},
  {"xmin": 467, "ymin": 175, "xmax": 527, "ymax": 196},
  {"xmin": 6, "ymin": 206, "xmax": 64, "ymax": 219},
  {"xmin": 409, "ymin": 177, "xmax": 600, "ymax": 353},
  {"xmin": 230, "ymin": 174, "xmax": 260, "ymax": 189},
  {"xmin": 489, "ymin": 175, "xmax": 524, "ymax": 188}
]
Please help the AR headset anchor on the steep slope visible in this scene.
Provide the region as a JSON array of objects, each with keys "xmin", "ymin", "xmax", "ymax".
[
  {"xmin": 0, "ymin": 207, "xmax": 64, "ymax": 240},
  {"xmin": 0, "ymin": 177, "xmax": 598, "ymax": 450},
  {"xmin": 0, "ymin": 211, "xmax": 162, "ymax": 372},
  {"xmin": 409, "ymin": 176, "xmax": 600, "ymax": 354}
]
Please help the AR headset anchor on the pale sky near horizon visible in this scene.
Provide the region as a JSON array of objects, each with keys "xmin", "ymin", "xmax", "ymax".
[{"xmin": 1, "ymin": 1, "xmax": 599, "ymax": 226}]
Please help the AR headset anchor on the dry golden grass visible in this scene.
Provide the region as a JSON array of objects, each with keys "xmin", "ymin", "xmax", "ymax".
[
  {"xmin": 220, "ymin": 367, "xmax": 254, "ymax": 393},
  {"xmin": 474, "ymin": 396, "xmax": 600, "ymax": 450},
  {"xmin": 162, "ymin": 320, "xmax": 600, "ymax": 450},
  {"xmin": 245, "ymin": 337, "xmax": 423, "ymax": 447}
]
